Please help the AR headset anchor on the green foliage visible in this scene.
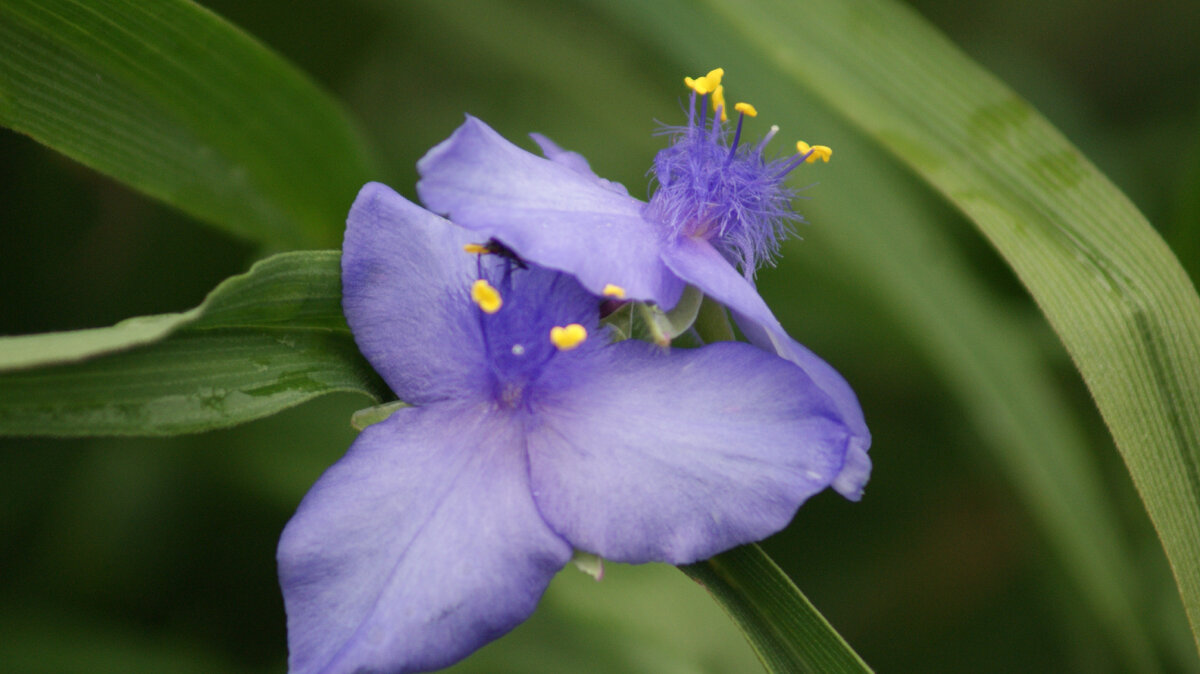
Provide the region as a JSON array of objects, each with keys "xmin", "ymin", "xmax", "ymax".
[
  {"xmin": 0, "ymin": 0, "xmax": 376, "ymax": 248},
  {"xmin": 702, "ymin": 0, "xmax": 1200, "ymax": 654},
  {"xmin": 682, "ymin": 545, "xmax": 873, "ymax": 673},
  {"xmin": 0, "ymin": 252, "xmax": 387, "ymax": 435}
]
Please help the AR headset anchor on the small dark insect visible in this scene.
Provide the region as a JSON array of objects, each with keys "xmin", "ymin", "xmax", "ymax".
[{"xmin": 463, "ymin": 237, "xmax": 529, "ymax": 269}]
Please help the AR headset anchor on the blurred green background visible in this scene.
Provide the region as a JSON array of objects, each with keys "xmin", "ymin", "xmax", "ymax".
[{"xmin": 2, "ymin": 0, "xmax": 1198, "ymax": 671}]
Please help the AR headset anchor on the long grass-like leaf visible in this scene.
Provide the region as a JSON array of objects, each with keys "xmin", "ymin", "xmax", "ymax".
[
  {"xmin": 0, "ymin": 251, "xmax": 387, "ymax": 435},
  {"xmin": 0, "ymin": 0, "xmax": 375, "ymax": 248},
  {"xmin": 677, "ymin": 0, "xmax": 1200, "ymax": 654},
  {"xmin": 682, "ymin": 545, "xmax": 872, "ymax": 673}
]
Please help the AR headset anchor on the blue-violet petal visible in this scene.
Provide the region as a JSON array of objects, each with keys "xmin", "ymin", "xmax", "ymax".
[
  {"xmin": 278, "ymin": 404, "xmax": 572, "ymax": 674},
  {"xmin": 417, "ymin": 116, "xmax": 684, "ymax": 308},
  {"xmin": 529, "ymin": 132, "xmax": 630, "ymax": 197},
  {"xmin": 343, "ymin": 182, "xmax": 490, "ymax": 405},
  {"xmin": 732, "ymin": 311, "xmax": 872, "ymax": 501},
  {"xmin": 526, "ymin": 339, "xmax": 850, "ymax": 565}
]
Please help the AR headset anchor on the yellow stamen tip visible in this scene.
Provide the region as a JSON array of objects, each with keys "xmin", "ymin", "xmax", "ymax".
[
  {"xmin": 463, "ymin": 243, "xmax": 490, "ymax": 255},
  {"xmin": 550, "ymin": 324, "xmax": 588, "ymax": 351},
  {"xmin": 711, "ymin": 84, "xmax": 727, "ymax": 122},
  {"xmin": 471, "ymin": 279, "xmax": 502, "ymax": 314},
  {"xmin": 685, "ymin": 67, "xmax": 725, "ymax": 95},
  {"xmin": 734, "ymin": 102, "xmax": 757, "ymax": 117},
  {"xmin": 796, "ymin": 141, "xmax": 832, "ymax": 163},
  {"xmin": 602, "ymin": 284, "xmax": 626, "ymax": 299}
]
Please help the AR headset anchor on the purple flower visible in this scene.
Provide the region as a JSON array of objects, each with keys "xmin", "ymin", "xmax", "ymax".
[
  {"xmin": 277, "ymin": 182, "xmax": 859, "ymax": 673},
  {"xmin": 416, "ymin": 69, "xmax": 870, "ymax": 499}
]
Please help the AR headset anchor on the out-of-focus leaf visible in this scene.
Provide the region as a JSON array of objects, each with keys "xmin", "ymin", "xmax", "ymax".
[
  {"xmin": 0, "ymin": 251, "xmax": 387, "ymax": 436},
  {"xmin": 732, "ymin": 0, "xmax": 1200, "ymax": 654},
  {"xmin": 597, "ymin": 0, "xmax": 1200, "ymax": 658},
  {"xmin": 0, "ymin": 0, "xmax": 375, "ymax": 248},
  {"xmin": 681, "ymin": 544, "xmax": 872, "ymax": 673},
  {"xmin": 1167, "ymin": 117, "xmax": 1200, "ymax": 285},
  {"xmin": 580, "ymin": 0, "xmax": 1183, "ymax": 668}
]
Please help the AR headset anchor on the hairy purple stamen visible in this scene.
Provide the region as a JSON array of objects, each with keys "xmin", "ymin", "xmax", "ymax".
[{"xmin": 646, "ymin": 89, "xmax": 811, "ymax": 278}]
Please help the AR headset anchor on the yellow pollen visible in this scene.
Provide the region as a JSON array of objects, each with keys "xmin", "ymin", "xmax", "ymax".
[
  {"xmin": 711, "ymin": 85, "xmax": 727, "ymax": 122},
  {"xmin": 686, "ymin": 76, "xmax": 714, "ymax": 95},
  {"xmin": 462, "ymin": 243, "xmax": 490, "ymax": 255},
  {"xmin": 470, "ymin": 279, "xmax": 502, "ymax": 314},
  {"xmin": 734, "ymin": 102, "xmax": 758, "ymax": 117},
  {"xmin": 796, "ymin": 141, "xmax": 833, "ymax": 163},
  {"xmin": 602, "ymin": 284, "xmax": 626, "ymax": 299},
  {"xmin": 550, "ymin": 324, "xmax": 587, "ymax": 351},
  {"xmin": 684, "ymin": 67, "xmax": 725, "ymax": 95}
]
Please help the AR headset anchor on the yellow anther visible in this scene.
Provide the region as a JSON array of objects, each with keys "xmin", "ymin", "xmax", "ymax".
[
  {"xmin": 809, "ymin": 145, "xmax": 833, "ymax": 163},
  {"xmin": 602, "ymin": 284, "xmax": 626, "ymax": 299},
  {"xmin": 711, "ymin": 85, "xmax": 727, "ymax": 122},
  {"xmin": 471, "ymin": 279, "xmax": 502, "ymax": 314},
  {"xmin": 796, "ymin": 141, "xmax": 833, "ymax": 163},
  {"xmin": 734, "ymin": 102, "xmax": 758, "ymax": 117},
  {"xmin": 685, "ymin": 76, "xmax": 713, "ymax": 95},
  {"xmin": 550, "ymin": 324, "xmax": 588, "ymax": 351},
  {"xmin": 463, "ymin": 243, "xmax": 490, "ymax": 255},
  {"xmin": 684, "ymin": 67, "xmax": 725, "ymax": 95}
]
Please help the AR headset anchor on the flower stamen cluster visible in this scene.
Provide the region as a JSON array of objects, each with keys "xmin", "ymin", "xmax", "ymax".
[{"xmin": 648, "ymin": 69, "xmax": 833, "ymax": 278}]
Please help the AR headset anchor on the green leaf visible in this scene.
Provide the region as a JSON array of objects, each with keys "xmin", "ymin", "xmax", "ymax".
[
  {"xmin": 592, "ymin": 0, "xmax": 1200, "ymax": 658},
  {"xmin": 732, "ymin": 0, "xmax": 1200, "ymax": 654},
  {"xmin": 0, "ymin": 251, "xmax": 388, "ymax": 436},
  {"xmin": 0, "ymin": 0, "xmax": 376, "ymax": 248},
  {"xmin": 0, "ymin": 251, "xmax": 349, "ymax": 372},
  {"xmin": 794, "ymin": 142, "xmax": 1167, "ymax": 669},
  {"xmin": 681, "ymin": 544, "xmax": 872, "ymax": 673}
]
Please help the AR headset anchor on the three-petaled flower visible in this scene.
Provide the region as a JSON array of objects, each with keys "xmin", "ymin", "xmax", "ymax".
[
  {"xmin": 416, "ymin": 69, "xmax": 870, "ymax": 493},
  {"xmin": 277, "ymin": 183, "xmax": 863, "ymax": 673}
]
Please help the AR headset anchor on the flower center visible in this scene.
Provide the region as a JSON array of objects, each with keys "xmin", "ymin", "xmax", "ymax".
[
  {"xmin": 463, "ymin": 246, "xmax": 600, "ymax": 408},
  {"xmin": 646, "ymin": 69, "xmax": 832, "ymax": 277}
]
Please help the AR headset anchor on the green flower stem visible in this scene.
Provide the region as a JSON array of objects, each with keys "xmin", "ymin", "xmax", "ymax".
[{"xmin": 694, "ymin": 297, "xmax": 737, "ymax": 343}]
